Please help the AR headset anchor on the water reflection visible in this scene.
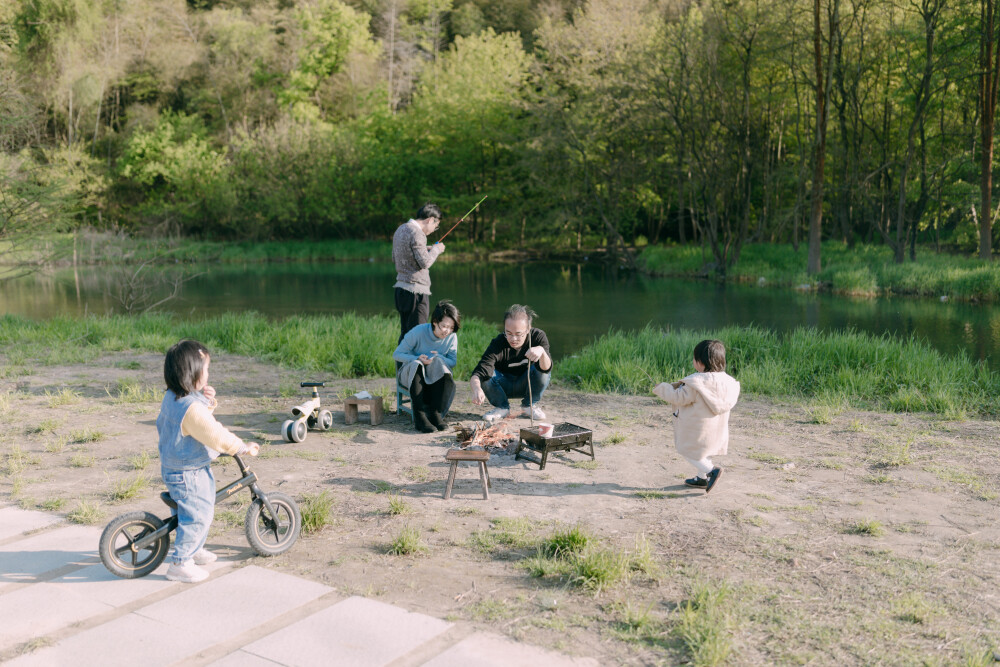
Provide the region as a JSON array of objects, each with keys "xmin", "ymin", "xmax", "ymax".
[{"xmin": 0, "ymin": 261, "xmax": 996, "ymax": 367}]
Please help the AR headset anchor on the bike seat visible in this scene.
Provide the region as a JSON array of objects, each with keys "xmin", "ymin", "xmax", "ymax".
[
  {"xmin": 300, "ymin": 381, "xmax": 326, "ymax": 387},
  {"xmin": 160, "ymin": 491, "xmax": 177, "ymax": 509}
]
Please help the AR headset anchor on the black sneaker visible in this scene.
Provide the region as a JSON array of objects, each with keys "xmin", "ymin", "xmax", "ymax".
[
  {"xmin": 705, "ymin": 467, "xmax": 724, "ymax": 494},
  {"xmin": 684, "ymin": 476, "xmax": 708, "ymax": 489}
]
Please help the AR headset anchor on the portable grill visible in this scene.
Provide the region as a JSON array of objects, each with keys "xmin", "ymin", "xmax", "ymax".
[{"xmin": 515, "ymin": 422, "xmax": 595, "ymax": 470}]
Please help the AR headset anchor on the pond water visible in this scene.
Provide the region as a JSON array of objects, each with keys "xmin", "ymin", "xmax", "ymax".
[{"xmin": 1, "ymin": 260, "xmax": 997, "ymax": 367}]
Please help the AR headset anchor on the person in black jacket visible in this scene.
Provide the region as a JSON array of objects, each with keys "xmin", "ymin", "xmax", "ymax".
[{"xmin": 469, "ymin": 304, "xmax": 552, "ymax": 423}]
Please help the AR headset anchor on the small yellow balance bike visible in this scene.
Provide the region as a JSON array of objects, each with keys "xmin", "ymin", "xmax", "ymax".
[{"xmin": 281, "ymin": 381, "xmax": 333, "ymax": 443}]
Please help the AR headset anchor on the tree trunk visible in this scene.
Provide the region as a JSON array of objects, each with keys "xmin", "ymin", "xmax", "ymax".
[
  {"xmin": 980, "ymin": 0, "xmax": 1000, "ymax": 259},
  {"xmin": 808, "ymin": 0, "xmax": 835, "ymax": 275},
  {"xmin": 894, "ymin": 0, "xmax": 942, "ymax": 263}
]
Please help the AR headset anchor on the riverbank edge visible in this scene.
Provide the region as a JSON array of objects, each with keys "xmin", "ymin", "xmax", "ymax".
[
  {"xmin": 12, "ymin": 234, "xmax": 999, "ymax": 304},
  {"xmin": 1, "ymin": 313, "xmax": 996, "ymax": 419}
]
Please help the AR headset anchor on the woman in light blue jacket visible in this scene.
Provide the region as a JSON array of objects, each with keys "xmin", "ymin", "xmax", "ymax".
[{"xmin": 393, "ymin": 300, "xmax": 460, "ymax": 433}]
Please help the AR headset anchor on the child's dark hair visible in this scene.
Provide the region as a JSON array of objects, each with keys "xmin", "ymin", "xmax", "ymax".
[
  {"xmin": 164, "ymin": 339, "xmax": 209, "ymax": 398},
  {"xmin": 694, "ymin": 339, "xmax": 726, "ymax": 372},
  {"xmin": 431, "ymin": 299, "xmax": 461, "ymax": 332}
]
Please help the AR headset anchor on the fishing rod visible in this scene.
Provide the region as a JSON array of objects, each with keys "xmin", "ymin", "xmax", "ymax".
[{"xmin": 435, "ymin": 195, "xmax": 487, "ymax": 244}]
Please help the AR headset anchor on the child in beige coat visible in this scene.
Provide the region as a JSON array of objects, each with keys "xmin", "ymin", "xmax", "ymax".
[{"xmin": 653, "ymin": 339, "xmax": 740, "ymax": 493}]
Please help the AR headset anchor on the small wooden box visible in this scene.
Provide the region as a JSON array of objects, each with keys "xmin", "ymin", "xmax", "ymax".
[{"xmin": 344, "ymin": 396, "xmax": 384, "ymax": 426}]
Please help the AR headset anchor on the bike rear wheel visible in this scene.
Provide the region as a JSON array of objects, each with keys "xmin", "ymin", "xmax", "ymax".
[
  {"xmin": 245, "ymin": 492, "xmax": 301, "ymax": 556},
  {"xmin": 99, "ymin": 511, "xmax": 170, "ymax": 579}
]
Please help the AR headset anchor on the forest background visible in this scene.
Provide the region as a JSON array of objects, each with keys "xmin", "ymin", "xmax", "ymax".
[{"xmin": 3, "ymin": 0, "xmax": 1000, "ymax": 274}]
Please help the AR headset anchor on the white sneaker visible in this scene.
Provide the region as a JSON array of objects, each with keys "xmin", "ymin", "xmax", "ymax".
[
  {"xmin": 523, "ymin": 405, "xmax": 546, "ymax": 420},
  {"xmin": 193, "ymin": 548, "xmax": 217, "ymax": 565},
  {"xmin": 483, "ymin": 407, "xmax": 509, "ymax": 424},
  {"xmin": 165, "ymin": 561, "xmax": 209, "ymax": 583}
]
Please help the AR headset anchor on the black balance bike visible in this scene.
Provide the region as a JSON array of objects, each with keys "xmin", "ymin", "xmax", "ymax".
[{"xmin": 99, "ymin": 453, "xmax": 301, "ymax": 579}]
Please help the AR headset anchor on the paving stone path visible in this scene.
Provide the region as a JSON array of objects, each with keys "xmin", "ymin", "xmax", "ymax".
[{"xmin": 0, "ymin": 506, "xmax": 598, "ymax": 666}]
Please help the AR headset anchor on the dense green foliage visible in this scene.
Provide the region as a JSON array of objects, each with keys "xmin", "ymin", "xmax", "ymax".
[
  {"xmin": 2, "ymin": 313, "xmax": 996, "ymax": 417},
  {"xmin": 1, "ymin": 0, "xmax": 996, "ymax": 266},
  {"xmin": 641, "ymin": 242, "xmax": 1000, "ymax": 301}
]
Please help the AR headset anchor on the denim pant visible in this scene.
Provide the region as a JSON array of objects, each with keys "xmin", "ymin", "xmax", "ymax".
[
  {"xmin": 162, "ymin": 465, "xmax": 215, "ymax": 565},
  {"xmin": 481, "ymin": 367, "xmax": 551, "ymax": 409}
]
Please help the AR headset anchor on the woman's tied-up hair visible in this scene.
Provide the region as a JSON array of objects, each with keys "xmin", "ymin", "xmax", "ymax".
[
  {"xmin": 164, "ymin": 339, "xmax": 210, "ymax": 398},
  {"xmin": 503, "ymin": 304, "xmax": 536, "ymax": 328},
  {"xmin": 693, "ymin": 339, "xmax": 726, "ymax": 373}
]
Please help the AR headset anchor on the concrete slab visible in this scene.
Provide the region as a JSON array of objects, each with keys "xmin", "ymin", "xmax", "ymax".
[
  {"xmin": 419, "ymin": 632, "xmax": 601, "ymax": 667},
  {"xmin": 7, "ymin": 566, "xmax": 330, "ymax": 667},
  {"xmin": 0, "ymin": 525, "xmax": 100, "ymax": 590},
  {"xmin": 5, "ymin": 609, "xmax": 217, "ymax": 667},
  {"xmin": 0, "ymin": 507, "xmax": 62, "ymax": 541},
  {"xmin": 134, "ymin": 565, "xmax": 330, "ymax": 629},
  {"xmin": 240, "ymin": 596, "xmax": 452, "ymax": 667},
  {"xmin": 0, "ymin": 582, "xmax": 113, "ymax": 652},
  {"xmin": 48, "ymin": 558, "xmax": 232, "ymax": 608},
  {"xmin": 208, "ymin": 650, "xmax": 284, "ymax": 667}
]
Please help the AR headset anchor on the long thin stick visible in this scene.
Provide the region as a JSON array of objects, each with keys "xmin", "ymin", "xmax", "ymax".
[
  {"xmin": 436, "ymin": 195, "xmax": 487, "ymax": 243},
  {"xmin": 527, "ymin": 360, "xmax": 533, "ymax": 428}
]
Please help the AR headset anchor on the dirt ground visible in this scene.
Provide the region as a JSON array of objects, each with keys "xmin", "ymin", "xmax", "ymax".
[{"xmin": 2, "ymin": 351, "xmax": 999, "ymax": 665}]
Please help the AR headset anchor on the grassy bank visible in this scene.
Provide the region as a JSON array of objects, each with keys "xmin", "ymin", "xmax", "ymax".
[
  {"xmin": 37, "ymin": 234, "xmax": 1000, "ymax": 305},
  {"xmin": 29, "ymin": 232, "xmax": 550, "ymax": 266},
  {"xmin": 0, "ymin": 312, "xmax": 498, "ymax": 381},
  {"xmin": 2, "ymin": 313, "xmax": 997, "ymax": 418},
  {"xmin": 561, "ymin": 325, "xmax": 1000, "ymax": 418},
  {"xmin": 72, "ymin": 235, "xmax": 393, "ymax": 264},
  {"xmin": 640, "ymin": 242, "xmax": 1000, "ymax": 302}
]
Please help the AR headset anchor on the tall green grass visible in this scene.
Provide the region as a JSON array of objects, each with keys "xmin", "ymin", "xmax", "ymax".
[
  {"xmin": 0, "ymin": 312, "xmax": 499, "ymax": 380},
  {"xmin": 640, "ymin": 242, "xmax": 1000, "ymax": 302},
  {"xmin": 3, "ymin": 313, "xmax": 996, "ymax": 416},
  {"xmin": 560, "ymin": 325, "xmax": 1000, "ymax": 417}
]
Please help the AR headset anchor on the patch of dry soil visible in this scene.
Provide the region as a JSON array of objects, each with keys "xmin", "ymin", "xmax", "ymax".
[{"xmin": 2, "ymin": 352, "xmax": 998, "ymax": 665}]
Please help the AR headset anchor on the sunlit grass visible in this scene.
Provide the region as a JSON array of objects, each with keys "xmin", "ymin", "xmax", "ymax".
[
  {"xmin": 3, "ymin": 312, "xmax": 997, "ymax": 419},
  {"xmin": 387, "ymin": 525, "xmax": 428, "ymax": 556},
  {"xmin": 640, "ymin": 241, "xmax": 1000, "ymax": 303},
  {"xmin": 561, "ymin": 325, "xmax": 1000, "ymax": 417},
  {"xmin": 299, "ymin": 490, "xmax": 334, "ymax": 534}
]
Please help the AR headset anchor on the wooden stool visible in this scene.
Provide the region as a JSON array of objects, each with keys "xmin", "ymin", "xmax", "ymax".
[
  {"xmin": 443, "ymin": 449, "xmax": 491, "ymax": 500},
  {"xmin": 344, "ymin": 396, "xmax": 384, "ymax": 426}
]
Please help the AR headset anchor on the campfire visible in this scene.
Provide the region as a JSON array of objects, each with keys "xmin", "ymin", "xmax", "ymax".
[{"xmin": 453, "ymin": 418, "xmax": 518, "ymax": 452}]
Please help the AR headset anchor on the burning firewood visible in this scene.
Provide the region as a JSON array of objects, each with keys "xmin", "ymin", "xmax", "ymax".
[{"xmin": 453, "ymin": 417, "xmax": 517, "ymax": 452}]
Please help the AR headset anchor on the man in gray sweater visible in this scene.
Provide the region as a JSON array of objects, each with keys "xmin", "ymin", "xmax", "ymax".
[{"xmin": 392, "ymin": 203, "xmax": 445, "ymax": 342}]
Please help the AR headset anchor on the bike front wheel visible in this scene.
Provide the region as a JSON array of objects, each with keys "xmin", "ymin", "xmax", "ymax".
[
  {"xmin": 99, "ymin": 511, "xmax": 170, "ymax": 579},
  {"xmin": 245, "ymin": 492, "xmax": 301, "ymax": 556}
]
